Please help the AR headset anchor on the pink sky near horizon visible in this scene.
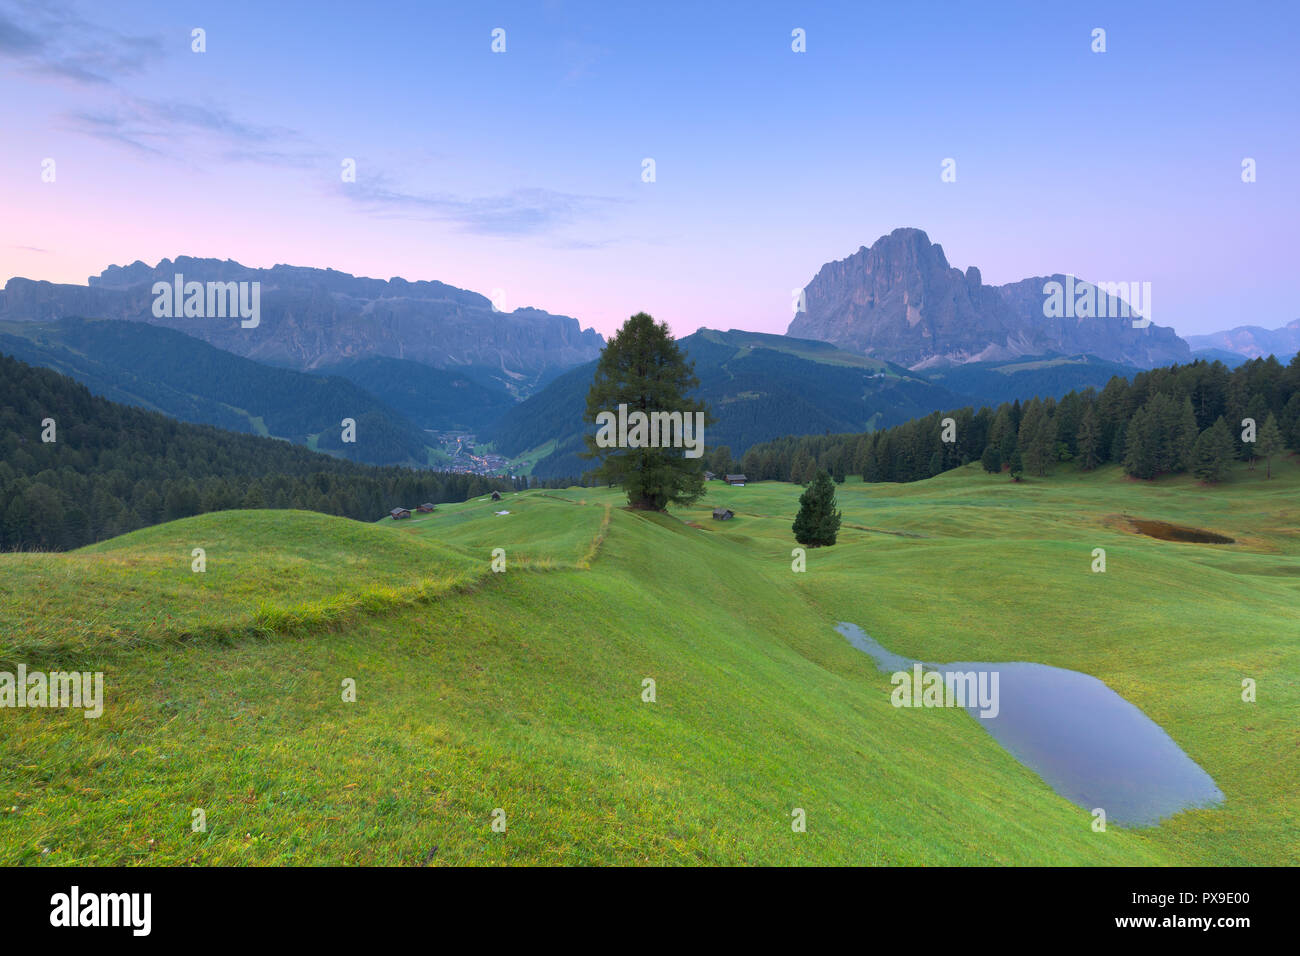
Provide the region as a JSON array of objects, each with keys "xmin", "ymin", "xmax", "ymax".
[
  {"xmin": 2, "ymin": 1, "xmax": 1297, "ymax": 342},
  {"xmin": 4, "ymin": 150, "xmax": 1292, "ymax": 342}
]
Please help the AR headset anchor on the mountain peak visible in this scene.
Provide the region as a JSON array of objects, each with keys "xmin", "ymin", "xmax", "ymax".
[
  {"xmin": 840, "ymin": 228, "xmax": 948, "ymax": 270},
  {"xmin": 789, "ymin": 230, "xmax": 1189, "ymax": 369}
]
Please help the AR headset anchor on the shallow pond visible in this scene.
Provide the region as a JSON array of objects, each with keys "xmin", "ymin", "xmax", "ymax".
[{"xmin": 836, "ymin": 622, "xmax": 1224, "ymax": 826}]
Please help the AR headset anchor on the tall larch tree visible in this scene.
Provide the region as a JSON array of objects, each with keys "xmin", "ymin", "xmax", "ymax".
[{"xmin": 582, "ymin": 312, "xmax": 712, "ymax": 511}]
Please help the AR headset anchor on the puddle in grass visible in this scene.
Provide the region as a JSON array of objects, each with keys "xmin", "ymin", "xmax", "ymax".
[
  {"xmin": 1126, "ymin": 517, "xmax": 1234, "ymax": 544},
  {"xmin": 836, "ymin": 622, "xmax": 1224, "ymax": 826}
]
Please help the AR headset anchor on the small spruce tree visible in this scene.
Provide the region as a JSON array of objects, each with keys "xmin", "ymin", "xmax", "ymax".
[{"xmin": 792, "ymin": 469, "xmax": 842, "ymax": 547}]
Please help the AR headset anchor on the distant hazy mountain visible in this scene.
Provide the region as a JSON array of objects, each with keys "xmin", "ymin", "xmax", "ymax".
[
  {"xmin": 1185, "ymin": 319, "xmax": 1300, "ymax": 363},
  {"xmin": 1188, "ymin": 348, "xmax": 1251, "ymax": 369},
  {"xmin": 487, "ymin": 328, "xmax": 970, "ymax": 478},
  {"xmin": 0, "ymin": 317, "xmax": 434, "ymax": 467},
  {"xmin": 788, "ymin": 228, "xmax": 1190, "ymax": 369},
  {"xmin": 0, "ymin": 257, "xmax": 603, "ymax": 395}
]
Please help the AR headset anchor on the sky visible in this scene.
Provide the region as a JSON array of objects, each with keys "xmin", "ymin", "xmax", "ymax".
[{"xmin": 1, "ymin": 0, "xmax": 1297, "ymax": 340}]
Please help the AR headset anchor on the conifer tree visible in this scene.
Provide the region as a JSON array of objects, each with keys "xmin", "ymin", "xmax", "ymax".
[
  {"xmin": 1191, "ymin": 417, "xmax": 1234, "ymax": 484},
  {"xmin": 1076, "ymin": 405, "xmax": 1100, "ymax": 471},
  {"xmin": 1175, "ymin": 397, "xmax": 1199, "ymax": 471},
  {"xmin": 582, "ymin": 312, "xmax": 711, "ymax": 510},
  {"xmin": 981, "ymin": 444, "xmax": 1002, "ymax": 474},
  {"xmin": 792, "ymin": 469, "xmax": 842, "ymax": 547},
  {"xmin": 1242, "ymin": 395, "xmax": 1269, "ymax": 466},
  {"xmin": 1123, "ymin": 400, "xmax": 1161, "ymax": 479},
  {"xmin": 1256, "ymin": 413, "xmax": 1284, "ymax": 479}
]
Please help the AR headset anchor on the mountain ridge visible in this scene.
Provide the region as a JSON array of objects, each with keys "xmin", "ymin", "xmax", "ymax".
[
  {"xmin": 1186, "ymin": 318, "xmax": 1300, "ymax": 362},
  {"xmin": 0, "ymin": 256, "xmax": 603, "ymax": 393}
]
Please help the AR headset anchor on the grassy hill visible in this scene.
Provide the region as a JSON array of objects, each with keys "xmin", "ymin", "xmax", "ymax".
[{"xmin": 1, "ymin": 459, "xmax": 1296, "ymax": 865}]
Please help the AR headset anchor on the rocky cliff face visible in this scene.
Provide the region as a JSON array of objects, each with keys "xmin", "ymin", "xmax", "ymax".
[
  {"xmin": 0, "ymin": 257, "xmax": 604, "ymax": 380},
  {"xmin": 788, "ymin": 228, "xmax": 1190, "ymax": 369}
]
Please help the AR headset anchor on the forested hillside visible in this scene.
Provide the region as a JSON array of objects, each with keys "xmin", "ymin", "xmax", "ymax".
[
  {"xmin": 919, "ymin": 353, "xmax": 1140, "ymax": 407},
  {"xmin": 311, "ymin": 356, "xmax": 516, "ymax": 432},
  {"xmin": 739, "ymin": 356, "xmax": 1300, "ymax": 485},
  {"xmin": 0, "ymin": 318, "xmax": 433, "ymax": 466},
  {"xmin": 486, "ymin": 328, "xmax": 968, "ymax": 477},
  {"xmin": 0, "ymin": 353, "xmax": 518, "ymax": 550}
]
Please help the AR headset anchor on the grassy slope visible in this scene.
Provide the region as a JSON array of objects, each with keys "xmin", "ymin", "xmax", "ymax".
[
  {"xmin": 0, "ymin": 460, "xmax": 1296, "ymax": 865},
  {"xmin": 696, "ymin": 328, "xmax": 898, "ymax": 373}
]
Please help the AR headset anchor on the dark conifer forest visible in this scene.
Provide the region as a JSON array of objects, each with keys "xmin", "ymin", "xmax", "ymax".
[
  {"xmin": 0, "ymin": 353, "xmax": 522, "ymax": 550},
  {"xmin": 736, "ymin": 356, "xmax": 1300, "ymax": 486}
]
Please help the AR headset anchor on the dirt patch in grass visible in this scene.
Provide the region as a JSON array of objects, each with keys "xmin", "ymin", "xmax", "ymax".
[{"xmin": 1126, "ymin": 517, "xmax": 1235, "ymax": 544}]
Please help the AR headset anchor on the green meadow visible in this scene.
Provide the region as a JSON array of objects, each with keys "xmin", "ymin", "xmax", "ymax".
[{"xmin": 1, "ymin": 460, "xmax": 1296, "ymax": 865}]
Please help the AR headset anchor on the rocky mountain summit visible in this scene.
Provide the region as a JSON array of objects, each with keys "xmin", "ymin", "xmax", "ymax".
[{"xmin": 788, "ymin": 228, "xmax": 1190, "ymax": 369}]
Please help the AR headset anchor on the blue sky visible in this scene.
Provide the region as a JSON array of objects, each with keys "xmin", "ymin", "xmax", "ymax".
[{"xmin": 1, "ymin": 0, "xmax": 1297, "ymax": 339}]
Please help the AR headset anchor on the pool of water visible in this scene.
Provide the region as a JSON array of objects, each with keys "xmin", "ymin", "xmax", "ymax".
[{"xmin": 836, "ymin": 622, "xmax": 1224, "ymax": 827}]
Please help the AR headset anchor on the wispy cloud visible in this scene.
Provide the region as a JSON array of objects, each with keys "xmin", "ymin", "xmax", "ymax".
[
  {"xmin": 4, "ymin": 0, "xmax": 622, "ymax": 246},
  {"xmin": 0, "ymin": 0, "xmax": 162, "ymax": 86},
  {"xmin": 343, "ymin": 176, "xmax": 623, "ymax": 239},
  {"xmin": 220, "ymin": 147, "xmax": 323, "ymax": 169},
  {"xmin": 0, "ymin": 9, "xmax": 41, "ymax": 54},
  {"xmin": 4, "ymin": 1, "xmax": 318, "ymax": 166},
  {"xmin": 61, "ymin": 95, "xmax": 317, "ymax": 162},
  {"xmin": 60, "ymin": 106, "xmax": 164, "ymax": 153}
]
